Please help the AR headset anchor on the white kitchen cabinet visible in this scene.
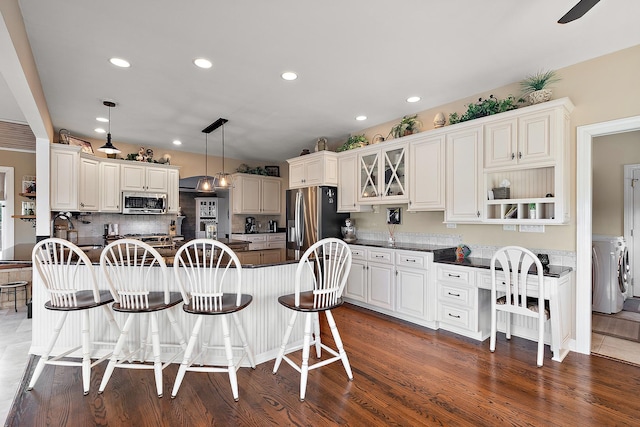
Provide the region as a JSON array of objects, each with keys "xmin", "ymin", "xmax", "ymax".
[
  {"xmin": 395, "ymin": 251, "xmax": 432, "ymax": 321},
  {"xmin": 287, "ymin": 151, "xmax": 338, "ymax": 189},
  {"xmin": 445, "ymin": 126, "xmax": 483, "ymax": 223},
  {"xmin": 337, "ymin": 152, "xmax": 372, "ymax": 213},
  {"xmin": 99, "ymin": 161, "xmax": 121, "ymax": 212},
  {"xmin": 50, "ymin": 145, "xmax": 80, "ymax": 211},
  {"xmin": 484, "ymin": 109, "xmax": 555, "ymax": 170},
  {"xmin": 482, "ymin": 98, "xmax": 573, "ymax": 225},
  {"xmin": 344, "ymin": 245, "xmax": 436, "ymax": 327},
  {"xmin": 230, "ymin": 233, "xmax": 285, "ymax": 250},
  {"xmin": 231, "ymin": 173, "xmax": 281, "ymax": 215},
  {"xmin": 120, "ymin": 163, "xmax": 168, "ymax": 192},
  {"xmin": 78, "ymin": 156, "xmax": 99, "ymax": 211},
  {"xmin": 367, "ymin": 248, "xmax": 395, "ymax": 310},
  {"xmin": 358, "ymin": 143, "xmax": 409, "ymax": 205},
  {"xmin": 408, "ymin": 134, "xmax": 445, "ymax": 211},
  {"xmin": 435, "ymin": 263, "xmax": 490, "ymax": 340},
  {"xmin": 167, "ymin": 168, "xmax": 180, "ymax": 213}
]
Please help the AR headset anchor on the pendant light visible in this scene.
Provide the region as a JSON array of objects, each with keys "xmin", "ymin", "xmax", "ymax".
[
  {"xmin": 195, "ymin": 131, "xmax": 215, "ymax": 192},
  {"xmin": 214, "ymin": 120, "xmax": 233, "ymax": 189},
  {"xmin": 97, "ymin": 101, "xmax": 121, "ymax": 157}
]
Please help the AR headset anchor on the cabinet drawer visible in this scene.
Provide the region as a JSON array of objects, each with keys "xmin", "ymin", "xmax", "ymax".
[
  {"xmin": 368, "ymin": 249, "xmax": 393, "ymax": 264},
  {"xmin": 349, "ymin": 247, "xmax": 367, "ymax": 260},
  {"xmin": 395, "ymin": 251, "xmax": 429, "ymax": 269},
  {"xmin": 266, "ymin": 241, "xmax": 285, "ymax": 249},
  {"xmin": 438, "ymin": 304, "xmax": 472, "ymax": 329},
  {"xmin": 267, "ymin": 233, "xmax": 285, "ymax": 242},
  {"xmin": 437, "ymin": 266, "xmax": 475, "ymax": 286},
  {"xmin": 246, "ymin": 235, "xmax": 267, "ymax": 242},
  {"xmin": 438, "ymin": 284, "xmax": 473, "ymax": 307},
  {"xmin": 248, "ymin": 242, "xmax": 267, "ymax": 250}
]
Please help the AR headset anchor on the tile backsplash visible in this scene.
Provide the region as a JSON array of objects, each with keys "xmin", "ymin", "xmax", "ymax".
[{"xmin": 73, "ymin": 212, "xmax": 179, "ymax": 237}]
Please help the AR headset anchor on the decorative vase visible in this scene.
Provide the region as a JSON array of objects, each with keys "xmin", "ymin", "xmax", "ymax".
[
  {"xmin": 434, "ymin": 112, "xmax": 446, "ymax": 128},
  {"xmin": 528, "ymin": 89, "xmax": 552, "ymax": 104}
]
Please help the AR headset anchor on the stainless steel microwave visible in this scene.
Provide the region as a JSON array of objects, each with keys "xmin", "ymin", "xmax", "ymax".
[{"xmin": 121, "ymin": 192, "xmax": 167, "ymax": 214}]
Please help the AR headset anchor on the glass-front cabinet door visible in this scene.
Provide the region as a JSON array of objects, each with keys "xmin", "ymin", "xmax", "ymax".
[
  {"xmin": 359, "ymin": 152, "xmax": 379, "ymax": 200},
  {"xmin": 358, "ymin": 143, "xmax": 409, "ymax": 204}
]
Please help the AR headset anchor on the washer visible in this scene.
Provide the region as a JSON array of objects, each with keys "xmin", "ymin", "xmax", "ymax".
[{"xmin": 592, "ymin": 235, "xmax": 629, "ymax": 314}]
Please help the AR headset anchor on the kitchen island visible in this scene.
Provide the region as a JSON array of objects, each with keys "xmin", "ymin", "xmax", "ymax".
[{"xmin": 30, "ymin": 253, "xmax": 305, "ymax": 366}]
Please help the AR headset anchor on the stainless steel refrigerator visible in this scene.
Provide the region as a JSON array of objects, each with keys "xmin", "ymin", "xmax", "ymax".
[{"xmin": 286, "ymin": 186, "xmax": 349, "ymax": 260}]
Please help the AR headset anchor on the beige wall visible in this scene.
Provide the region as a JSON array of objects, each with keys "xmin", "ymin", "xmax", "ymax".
[
  {"xmin": 592, "ymin": 131, "xmax": 640, "ymax": 236},
  {"xmin": 350, "ymin": 44, "xmax": 640, "ymax": 251},
  {"xmin": 0, "ymin": 149, "xmax": 36, "ymax": 259}
]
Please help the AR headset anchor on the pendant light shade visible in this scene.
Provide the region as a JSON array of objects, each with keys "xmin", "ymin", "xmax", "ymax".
[
  {"xmin": 195, "ymin": 132, "xmax": 215, "ymax": 192},
  {"xmin": 97, "ymin": 101, "xmax": 121, "ymax": 157},
  {"xmin": 196, "ymin": 118, "xmax": 230, "ymax": 192},
  {"xmin": 214, "ymin": 120, "xmax": 233, "ymax": 189}
]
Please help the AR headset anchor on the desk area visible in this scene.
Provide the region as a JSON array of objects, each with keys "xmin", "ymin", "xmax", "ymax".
[{"xmin": 435, "ymin": 258, "xmax": 574, "ymax": 363}]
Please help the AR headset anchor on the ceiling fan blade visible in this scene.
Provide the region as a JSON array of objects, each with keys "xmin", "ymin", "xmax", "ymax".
[{"xmin": 558, "ymin": 0, "xmax": 601, "ymax": 23}]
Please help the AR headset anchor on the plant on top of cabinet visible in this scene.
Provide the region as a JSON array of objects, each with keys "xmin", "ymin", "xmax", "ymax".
[
  {"xmin": 388, "ymin": 114, "xmax": 422, "ymax": 139},
  {"xmin": 337, "ymin": 134, "xmax": 369, "ymax": 152},
  {"xmin": 448, "ymin": 95, "xmax": 524, "ymax": 125},
  {"xmin": 520, "ymin": 69, "xmax": 561, "ymax": 105}
]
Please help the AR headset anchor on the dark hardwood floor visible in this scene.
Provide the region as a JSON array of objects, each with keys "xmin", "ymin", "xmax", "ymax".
[{"xmin": 7, "ymin": 304, "xmax": 640, "ymax": 426}]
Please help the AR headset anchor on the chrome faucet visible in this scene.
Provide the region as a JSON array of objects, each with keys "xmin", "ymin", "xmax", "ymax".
[{"xmin": 51, "ymin": 211, "xmax": 74, "ymax": 237}]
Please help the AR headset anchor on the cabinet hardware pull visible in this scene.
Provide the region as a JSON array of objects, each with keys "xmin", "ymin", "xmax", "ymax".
[
  {"xmin": 511, "ymin": 153, "xmax": 515, "ymax": 160},
  {"xmin": 476, "ymin": 211, "xmax": 480, "ymax": 217},
  {"xmin": 448, "ymin": 292, "xmax": 461, "ymax": 297},
  {"xmin": 448, "ymin": 273, "xmax": 460, "ymax": 278},
  {"xmin": 518, "ymin": 151, "xmax": 522, "ymax": 159},
  {"xmin": 406, "ymin": 259, "xmax": 416, "ymax": 262},
  {"xmin": 448, "ymin": 313, "xmax": 461, "ymax": 319}
]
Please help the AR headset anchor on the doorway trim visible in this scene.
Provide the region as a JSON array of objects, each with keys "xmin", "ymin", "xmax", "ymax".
[
  {"xmin": 0, "ymin": 166, "xmax": 15, "ymax": 260},
  {"xmin": 577, "ymin": 115, "xmax": 640, "ymax": 354},
  {"xmin": 623, "ymin": 164, "xmax": 640, "ymax": 297}
]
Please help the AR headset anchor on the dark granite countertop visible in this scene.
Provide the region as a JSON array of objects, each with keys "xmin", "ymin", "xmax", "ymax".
[
  {"xmin": 346, "ymin": 239, "xmax": 457, "ymax": 262},
  {"xmin": 436, "ymin": 257, "xmax": 573, "ymax": 278}
]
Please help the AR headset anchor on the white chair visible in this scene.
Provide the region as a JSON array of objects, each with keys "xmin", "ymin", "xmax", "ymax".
[
  {"xmin": 273, "ymin": 238, "xmax": 353, "ymax": 401},
  {"xmin": 29, "ymin": 238, "xmax": 120, "ymax": 395},
  {"xmin": 98, "ymin": 239, "xmax": 186, "ymax": 397},
  {"xmin": 490, "ymin": 246, "xmax": 549, "ymax": 367},
  {"xmin": 171, "ymin": 239, "xmax": 255, "ymax": 401}
]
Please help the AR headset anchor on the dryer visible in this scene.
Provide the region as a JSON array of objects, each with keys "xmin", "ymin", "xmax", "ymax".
[{"xmin": 592, "ymin": 235, "xmax": 630, "ymax": 314}]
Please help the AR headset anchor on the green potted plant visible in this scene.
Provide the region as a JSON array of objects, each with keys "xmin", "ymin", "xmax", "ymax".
[
  {"xmin": 520, "ymin": 70, "xmax": 561, "ymax": 104},
  {"xmin": 448, "ymin": 95, "xmax": 523, "ymax": 125},
  {"xmin": 336, "ymin": 134, "xmax": 369, "ymax": 152},
  {"xmin": 388, "ymin": 114, "xmax": 422, "ymax": 139}
]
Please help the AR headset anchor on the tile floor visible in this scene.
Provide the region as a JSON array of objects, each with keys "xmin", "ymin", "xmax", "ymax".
[
  {"xmin": 1, "ymin": 307, "xmax": 640, "ymax": 425},
  {"xmin": 0, "ymin": 306, "xmax": 32, "ymax": 425}
]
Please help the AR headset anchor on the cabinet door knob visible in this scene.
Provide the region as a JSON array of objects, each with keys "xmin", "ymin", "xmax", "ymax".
[
  {"xmin": 477, "ymin": 211, "xmax": 480, "ymax": 217},
  {"xmin": 511, "ymin": 153, "xmax": 515, "ymax": 160},
  {"xmin": 518, "ymin": 152, "xmax": 522, "ymax": 159}
]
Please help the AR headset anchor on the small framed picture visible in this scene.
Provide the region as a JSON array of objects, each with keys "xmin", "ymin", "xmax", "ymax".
[
  {"xmin": 68, "ymin": 136, "xmax": 94, "ymax": 154},
  {"xmin": 387, "ymin": 207, "xmax": 402, "ymax": 225},
  {"xmin": 265, "ymin": 166, "xmax": 280, "ymax": 177}
]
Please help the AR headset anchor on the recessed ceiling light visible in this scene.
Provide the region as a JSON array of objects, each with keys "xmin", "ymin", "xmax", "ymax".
[
  {"xmin": 173, "ymin": 140, "xmax": 182, "ymax": 146},
  {"xmin": 193, "ymin": 58, "xmax": 212, "ymax": 69},
  {"xmin": 407, "ymin": 96, "xmax": 421, "ymax": 103},
  {"xmin": 96, "ymin": 117, "xmax": 109, "ymax": 123},
  {"xmin": 109, "ymin": 57, "xmax": 131, "ymax": 68},
  {"xmin": 355, "ymin": 115, "xmax": 367, "ymax": 121},
  {"xmin": 281, "ymin": 72, "xmax": 298, "ymax": 81},
  {"xmin": 95, "ymin": 128, "xmax": 106, "ymax": 134}
]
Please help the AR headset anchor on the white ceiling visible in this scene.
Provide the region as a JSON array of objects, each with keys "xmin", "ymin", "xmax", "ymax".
[{"xmin": 3, "ymin": 0, "xmax": 640, "ymax": 162}]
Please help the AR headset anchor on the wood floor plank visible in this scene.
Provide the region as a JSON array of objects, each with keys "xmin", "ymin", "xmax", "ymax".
[{"xmin": 6, "ymin": 303, "xmax": 640, "ymax": 426}]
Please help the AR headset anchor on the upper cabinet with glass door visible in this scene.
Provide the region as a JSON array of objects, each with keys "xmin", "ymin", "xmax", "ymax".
[{"xmin": 358, "ymin": 143, "xmax": 409, "ymax": 204}]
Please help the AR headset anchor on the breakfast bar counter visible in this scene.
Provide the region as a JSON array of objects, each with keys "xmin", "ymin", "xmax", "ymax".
[{"xmin": 30, "ymin": 259, "xmax": 305, "ymax": 366}]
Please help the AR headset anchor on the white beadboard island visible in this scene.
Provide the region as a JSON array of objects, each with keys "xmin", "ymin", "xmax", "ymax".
[{"xmin": 30, "ymin": 259, "xmax": 307, "ymax": 366}]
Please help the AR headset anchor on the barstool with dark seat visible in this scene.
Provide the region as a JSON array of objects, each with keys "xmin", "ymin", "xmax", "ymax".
[
  {"xmin": 0, "ymin": 280, "xmax": 28, "ymax": 312},
  {"xmin": 272, "ymin": 238, "xmax": 353, "ymax": 401},
  {"xmin": 29, "ymin": 238, "xmax": 120, "ymax": 395},
  {"xmin": 98, "ymin": 238, "xmax": 187, "ymax": 397}
]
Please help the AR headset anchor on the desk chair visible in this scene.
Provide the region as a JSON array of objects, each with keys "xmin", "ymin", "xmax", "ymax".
[{"xmin": 490, "ymin": 246, "xmax": 548, "ymax": 367}]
